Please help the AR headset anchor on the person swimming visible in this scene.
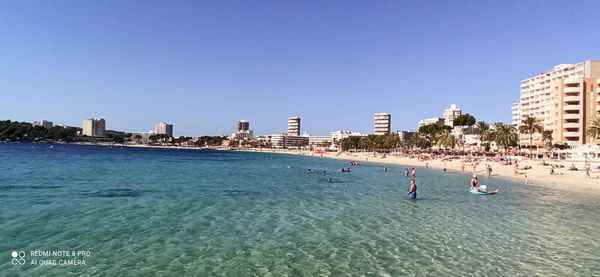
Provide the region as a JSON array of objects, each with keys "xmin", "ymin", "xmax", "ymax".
[{"xmin": 408, "ymin": 179, "xmax": 417, "ymax": 199}]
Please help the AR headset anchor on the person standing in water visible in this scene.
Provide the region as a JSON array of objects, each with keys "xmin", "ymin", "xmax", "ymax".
[
  {"xmin": 404, "ymin": 168, "xmax": 409, "ymax": 177},
  {"xmin": 411, "ymin": 168, "xmax": 416, "ymax": 178},
  {"xmin": 408, "ymin": 179, "xmax": 417, "ymax": 199}
]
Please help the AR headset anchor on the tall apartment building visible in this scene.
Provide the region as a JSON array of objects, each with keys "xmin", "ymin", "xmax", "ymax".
[
  {"xmin": 155, "ymin": 122, "xmax": 174, "ymax": 137},
  {"xmin": 287, "ymin": 117, "xmax": 301, "ymax": 136},
  {"xmin": 513, "ymin": 60, "xmax": 600, "ymax": 146},
  {"xmin": 82, "ymin": 118, "xmax": 106, "ymax": 137},
  {"xmin": 237, "ymin": 120, "xmax": 250, "ymax": 132},
  {"xmin": 374, "ymin": 113, "xmax": 391, "ymax": 135},
  {"xmin": 232, "ymin": 120, "xmax": 253, "ymax": 141},
  {"xmin": 443, "ymin": 104, "xmax": 462, "ymax": 127}
]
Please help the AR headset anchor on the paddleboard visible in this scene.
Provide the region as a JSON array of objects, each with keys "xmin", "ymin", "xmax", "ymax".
[{"xmin": 468, "ymin": 189, "xmax": 489, "ymax": 195}]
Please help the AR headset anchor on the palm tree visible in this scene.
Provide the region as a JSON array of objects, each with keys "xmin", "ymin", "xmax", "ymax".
[
  {"xmin": 492, "ymin": 123, "xmax": 518, "ymax": 152},
  {"xmin": 408, "ymin": 133, "xmax": 429, "ymax": 150},
  {"xmin": 587, "ymin": 116, "xmax": 600, "ymax": 144},
  {"xmin": 435, "ymin": 129, "xmax": 459, "ymax": 150},
  {"xmin": 518, "ymin": 116, "xmax": 543, "ymax": 158},
  {"xmin": 474, "ymin": 121, "xmax": 490, "ymax": 150},
  {"xmin": 542, "ymin": 130, "xmax": 553, "ymax": 155}
]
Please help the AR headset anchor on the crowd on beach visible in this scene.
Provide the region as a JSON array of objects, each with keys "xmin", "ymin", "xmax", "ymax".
[{"xmin": 243, "ymin": 147, "xmax": 600, "ymax": 193}]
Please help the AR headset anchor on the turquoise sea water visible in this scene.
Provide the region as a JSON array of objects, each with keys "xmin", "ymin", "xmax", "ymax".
[{"xmin": 1, "ymin": 143, "xmax": 599, "ymax": 276}]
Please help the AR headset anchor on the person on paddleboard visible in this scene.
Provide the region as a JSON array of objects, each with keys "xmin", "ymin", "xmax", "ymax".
[{"xmin": 471, "ymin": 174, "xmax": 499, "ymax": 194}]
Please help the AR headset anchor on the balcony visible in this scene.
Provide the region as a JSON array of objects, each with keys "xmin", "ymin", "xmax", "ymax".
[
  {"xmin": 563, "ymin": 122, "xmax": 580, "ymax": 128},
  {"xmin": 564, "ymin": 96, "xmax": 581, "ymax": 102},
  {"xmin": 563, "ymin": 132, "xmax": 580, "ymax": 137},
  {"xmin": 564, "ymin": 86, "xmax": 581, "ymax": 93},
  {"xmin": 563, "ymin": 104, "xmax": 581, "ymax": 111},
  {"xmin": 563, "ymin": 114, "xmax": 580, "ymax": 119}
]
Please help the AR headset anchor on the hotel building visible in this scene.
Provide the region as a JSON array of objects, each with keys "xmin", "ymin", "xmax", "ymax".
[
  {"xmin": 443, "ymin": 104, "xmax": 462, "ymax": 127},
  {"xmin": 513, "ymin": 60, "xmax": 600, "ymax": 146},
  {"xmin": 155, "ymin": 122, "xmax": 174, "ymax": 137},
  {"xmin": 82, "ymin": 118, "xmax": 106, "ymax": 137},
  {"xmin": 237, "ymin": 120, "xmax": 250, "ymax": 132},
  {"xmin": 374, "ymin": 113, "xmax": 391, "ymax": 135},
  {"xmin": 418, "ymin": 117, "xmax": 444, "ymax": 128},
  {"xmin": 288, "ymin": 117, "xmax": 301, "ymax": 136},
  {"xmin": 232, "ymin": 120, "xmax": 254, "ymax": 141}
]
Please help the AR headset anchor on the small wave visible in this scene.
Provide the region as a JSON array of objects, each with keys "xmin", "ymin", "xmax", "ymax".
[
  {"xmin": 222, "ymin": 189, "xmax": 261, "ymax": 197},
  {"xmin": 0, "ymin": 185, "xmax": 63, "ymax": 191},
  {"xmin": 88, "ymin": 188, "xmax": 145, "ymax": 198}
]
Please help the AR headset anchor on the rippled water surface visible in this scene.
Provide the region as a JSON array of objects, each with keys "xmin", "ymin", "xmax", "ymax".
[{"xmin": 1, "ymin": 143, "xmax": 599, "ymax": 276}]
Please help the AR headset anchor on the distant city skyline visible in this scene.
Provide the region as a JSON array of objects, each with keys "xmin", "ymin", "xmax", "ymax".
[{"xmin": 1, "ymin": 1, "xmax": 600, "ymax": 136}]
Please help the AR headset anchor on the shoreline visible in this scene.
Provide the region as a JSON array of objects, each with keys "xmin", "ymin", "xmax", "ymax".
[
  {"xmin": 236, "ymin": 148, "xmax": 600, "ymax": 195},
  {"xmin": 7, "ymin": 141, "xmax": 599, "ymax": 195}
]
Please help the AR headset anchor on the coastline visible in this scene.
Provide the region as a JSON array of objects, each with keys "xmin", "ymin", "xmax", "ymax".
[
  {"xmin": 7, "ymin": 141, "xmax": 599, "ymax": 195},
  {"xmin": 236, "ymin": 148, "xmax": 600, "ymax": 195}
]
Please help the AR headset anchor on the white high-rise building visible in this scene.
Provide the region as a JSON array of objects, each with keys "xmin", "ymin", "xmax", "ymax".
[
  {"xmin": 82, "ymin": 118, "xmax": 106, "ymax": 137},
  {"xmin": 443, "ymin": 104, "xmax": 462, "ymax": 127},
  {"xmin": 374, "ymin": 113, "xmax": 391, "ymax": 135},
  {"xmin": 155, "ymin": 122, "xmax": 173, "ymax": 137},
  {"xmin": 288, "ymin": 117, "xmax": 301, "ymax": 136}
]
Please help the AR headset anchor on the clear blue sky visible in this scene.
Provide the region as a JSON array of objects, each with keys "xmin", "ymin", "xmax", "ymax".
[{"xmin": 1, "ymin": 0, "xmax": 599, "ymax": 136}]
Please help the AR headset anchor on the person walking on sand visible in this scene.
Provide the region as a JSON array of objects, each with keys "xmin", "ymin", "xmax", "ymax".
[
  {"xmin": 487, "ymin": 164, "xmax": 492, "ymax": 177},
  {"xmin": 461, "ymin": 162, "xmax": 465, "ymax": 173},
  {"xmin": 472, "ymin": 163, "xmax": 477, "ymax": 174},
  {"xmin": 585, "ymin": 162, "xmax": 591, "ymax": 179},
  {"xmin": 514, "ymin": 161, "xmax": 519, "ymax": 176}
]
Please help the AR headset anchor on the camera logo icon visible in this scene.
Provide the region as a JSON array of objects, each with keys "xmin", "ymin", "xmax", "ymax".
[{"xmin": 11, "ymin": 251, "xmax": 25, "ymax": 265}]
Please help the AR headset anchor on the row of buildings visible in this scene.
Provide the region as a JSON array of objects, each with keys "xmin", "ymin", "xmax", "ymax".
[
  {"xmin": 512, "ymin": 60, "xmax": 600, "ymax": 147},
  {"xmin": 31, "ymin": 118, "xmax": 174, "ymax": 143},
  {"xmin": 229, "ymin": 116, "xmax": 368, "ymax": 149},
  {"xmin": 80, "ymin": 118, "xmax": 173, "ymax": 139}
]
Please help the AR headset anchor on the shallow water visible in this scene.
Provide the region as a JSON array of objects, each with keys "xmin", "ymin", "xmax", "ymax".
[{"xmin": 1, "ymin": 143, "xmax": 599, "ymax": 276}]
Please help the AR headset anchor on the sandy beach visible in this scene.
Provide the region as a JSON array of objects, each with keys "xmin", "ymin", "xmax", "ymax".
[{"xmin": 238, "ymin": 148, "xmax": 600, "ymax": 195}]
